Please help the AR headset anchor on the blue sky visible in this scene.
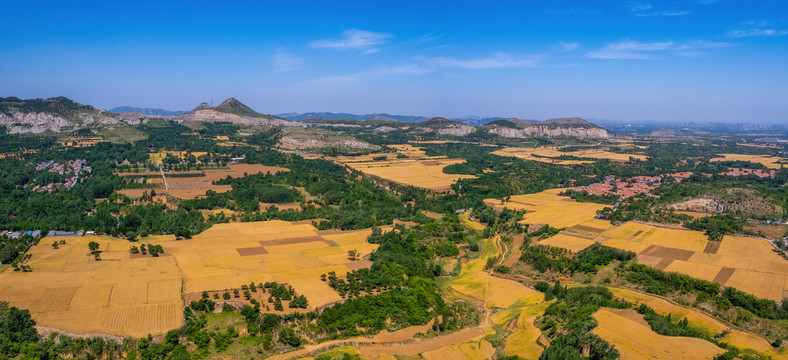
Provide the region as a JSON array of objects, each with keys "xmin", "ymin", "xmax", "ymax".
[{"xmin": 1, "ymin": 0, "xmax": 787, "ymax": 123}]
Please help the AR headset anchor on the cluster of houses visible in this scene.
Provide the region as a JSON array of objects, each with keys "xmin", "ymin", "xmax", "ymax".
[
  {"xmin": 0, "ymin": 230, "xmax": 42, "ymax": 238},
  {"xmin": 720, "ymin": 167, "xmax": 777, "ymax": 179},
  {"xmin": 0, "ymin": 230, "xmax": 96, "ymax": 239},
  {"xmin": 571, "ymin": 175, "xmax": 664, "ymax": 202},
  {"xmin": 574, "ymin": 167, "xmax": 781, "ymax": 203},
  {"xmin": 29, "ymin": 159, "xmax": 92, "ymax": 192},
  {"xmin": 572, "ymin": 172, "xmax": 696, "ymax": 202}
]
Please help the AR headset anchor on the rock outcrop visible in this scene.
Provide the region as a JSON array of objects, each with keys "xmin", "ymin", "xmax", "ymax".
[
  {"xmin": 0, "ymin": 109, "xmax": 117, "ymax": 134},
  {"xmin": 485, "ymin": 117, "xmax": 608, "ymax": 139},
  {"xmin": 438, "ymin": 123, "xmax": 476, "ymax": 136},
  {"xmin": 279, "ymin": 135, "xmax": 378, "ymax": 150}
]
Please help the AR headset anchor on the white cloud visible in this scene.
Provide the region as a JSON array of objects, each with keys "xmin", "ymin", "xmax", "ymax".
[
  {"xmin": 301, "ymin": 64, "xmax": 430, "ymax": 87},
  {"xmin": 726, "ymin": 22, "xmax": 787, "ymax": 38},
  {"xmin": 588, "ymin": 39, "xmax": 735, "ymax": 59},
  {"xmin": 310, "ymin": 29, "xmax": 391, "ymax": 52},
  {"xmin": 557, "ymin": 42, "xmax": 579, "ymax": 52},
  {"xmin": 587, "ymin": 40, "xmax": 675, "ymax": 59},
  {"xmin": 629, "ymin": 1, "xmax": 691, "ymax": 17},
  {"xmin": 424, "ymin": 53, "xmax": 540, "ymax": 69},
  {"xmin": 272, "ymin": 52, "xmax": 303, "ymax": 73}
]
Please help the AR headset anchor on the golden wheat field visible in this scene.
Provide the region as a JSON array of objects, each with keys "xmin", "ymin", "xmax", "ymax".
[
  {"xmin": 495, "ymin": 297, "xmax": 552, "ymax": 359},
  {"xmin": 420, "ymin": 339, "xmax": 496, "ymax": 360},
  {"xmin": 710, "ymin": 153, "xmax": 786, "ymax": 169},
  {"xmin": 334, "ymin": 144, "xmax": 476, "ymax": 191},
  {"xmin": 592, "ymin": 308, "xmax": 725, "ymax": 360},
  {"xmin": 485, "ymin": 188, "xmax": 612, "ymax": 231},
  {"xmin": 0, "ymin": 221, "xmax": 381, "ymax": 337},
  {"xmin": 538, "ymin": 233, "xmax": 596, "ymax": 253},
  {"xmin": 148, "ymin": 151, "xmax": 209, "ymax": 164},
  {"xmin": 609, "ymin": 287, "xmax": 729, "ymax": 335},
  {"xmin": 119, "ymin": 164, "xmax": 289, "ymax": 199},
  {"xmin": 601, "ymin": 222, "xmax": 788, "ymax": 301},
  {"xmin": 493, "ymin": 147, "xmax": 647, "ymax": 164},
  {"xmin": 0, "ymin": 235, "xmax": 183, "ymax": 337}
]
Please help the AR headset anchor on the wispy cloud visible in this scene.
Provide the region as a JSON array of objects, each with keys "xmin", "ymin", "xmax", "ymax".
[
  {"xmin": 588, "ymin": 40, "xmax": 674, "ymax": 59},
  {"xmin": 726, "ymin": 21, "xmax": 787, "ymax": 38},
  {"xmin": 272, "ymin": 51, "xmax": 303, "ymax": 73},
  {"xmin": 588, "ymin": 39, "xmax": 735, "ymax": 59},
  {"xmin": 628, "ymin": 1, "xmax": 691, "ymax": 17},
  {"xmin": 310, "ymin": 29, "xmax": 391, "ymax": 53},
  {"xmin": 301, "ymin": 64, "xmax": 429, "ymax": 87},
  {"xmin": 557, "ymin": 42, "xmax": 579, "ymax": 52},
  {"xmin": 423, "ymin": 53, "xmax": 540, "ymax": 69}
]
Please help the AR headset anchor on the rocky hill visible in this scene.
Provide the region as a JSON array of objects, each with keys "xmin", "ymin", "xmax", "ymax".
[
  {"xmin": 414, "ymin": 117, "xmax": 476, "ymax": 136},
  {"xmin": 485, "ymin": 117, "xmax": 608, "ymax": 139},
  {"xmin": 0, "ymin": 96, "xmax": 118, "ymax": 133},
  {"xmin": 174, "ymin": 98, "xmax": 302, "ymax": 127}
]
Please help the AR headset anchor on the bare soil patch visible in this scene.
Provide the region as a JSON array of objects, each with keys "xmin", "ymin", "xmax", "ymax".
[
  {"xmin": 703, "ymin": 240, "xmax": 722, "ymax": 254},
  {"xmin": 653, "ymin": 258, "xmax": 674, "ymax": 270},
  {"xmin": 744, "ymin": 222, "xmax": 787, "ymax": 240},
  {"xmin": 640, "ymin": 245, "xmax": 695, "ymax": 261},
  {"xmin": 570, "ymin": 224, "xmax": 606, "ymax": 234},
  {"xmin": 236, "ymin": 247, "xmax": 269, "ymax": 256},
  {"xmin": 627, "ymin": 230, "xmax": 644, "ymax": 241},
  {"xmin": 712, "ymin": 267, "xmax": 736, "ymax": 285}
]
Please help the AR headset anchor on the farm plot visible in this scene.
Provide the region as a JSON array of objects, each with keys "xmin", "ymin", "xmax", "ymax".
[
  {"xmin": 118, "ymin": 164, "xmax": 289, "ymax": 199},
  {"xmin": 485, "ymin": 188, "xmax": 612, "ymax": 230},
  {"xmin": 0, "ymin": 235, "xmax": 183, "ymax": 337},
  {"xmin": 592, "ymin": 308, "xmax": 725, "ymax": 360},
  {"xmin": 710, "ymin": 153, "xmax": 786, "ymax": 169},
  {"xmin": 0, "ymin": 220, "xmax": 382, "ymax": 337},
  {"xmin": 151, "ymin": 220, "xmax": 380, "ymax": 309},
  {"xmin": 493, "ymin": 147, "xmax": 647, "ymax": 164},
  {"xmin": 602, "ymin": 222, "xmax": 788, "ymax": 301},
  {"xmin": 334, "ymin": 144, "xmax": 475, "ymax": 191}
]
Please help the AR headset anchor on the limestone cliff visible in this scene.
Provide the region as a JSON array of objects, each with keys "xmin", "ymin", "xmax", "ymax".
[{"xmin": 485, "ymin": 117, "xmax": 608, "ymax": 139}]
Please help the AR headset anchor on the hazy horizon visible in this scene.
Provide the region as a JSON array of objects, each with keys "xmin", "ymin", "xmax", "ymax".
[{"xmin": 1, "ymin": 1, "xmax": 787, "ymax": 123}]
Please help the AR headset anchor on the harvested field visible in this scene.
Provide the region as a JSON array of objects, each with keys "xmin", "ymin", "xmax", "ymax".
[
  {"xmin": 119, "ymin": 164, "xmax": 289, "ymax": 199},
  {"xmin": 421, "ymin": 339, "xmax": 495, "ymax": 360},
  {"xmin": 0, "ymin": 235, "xmax": 183, "ymax": 337},
  {"xmin": 0, "ymin": 220, "xmax": 382, "ymax": 337},
  {"xmin": 602, "ymin": 222, "xmax": 788, "ymax": 300},
  {"xmin": 332, "ymin": 144, "xmax": 476, "ymax": 191},
  {"xmin": 357, "ymin": 328, "xmax": 484, "ymax": 357},
  {"xmin": 422, "ymin": 211, "xmax": 444, "ymax": 220},
  {"xmin": 704, "ymin": 239, "xmax": 722, "ymax": 254},
  {"xmin": 712, "ymin": 267, "xmax": 736, "ymax": 284},
  {"xmin": 592, "ymin": 308, "xmax": 725, "ymax": 359},
  {"xmin": 640, "ymin": 245, "xmax": 695, "ymax": 261},
  {"xmin": 537, "ymin": 233, "xmax": 595, "ymax": 253},
  {"xmin": 569, "ymin": 224, "xmax": 606, "ymax": 234},
  {"xmin": 493, "ymin": 147, "xmax": 647, "ymax": 164},
  {"xmin": 344, "ymin": 159, "xmax": 474, "ymax": 191},
  {"xmin": 609, "ymin": 287, "xmax": 728, "ymax": 335},
  {"xmin": 710, "ymin": 153, "xmax": 786, "ymax": 169},
  {"xmin": 723, "ymin": 331, "xmax": 786, "ymax": 359},
  {"xmin": 485, "ymin": 189, "xmax": 612, "ymax": 230}
]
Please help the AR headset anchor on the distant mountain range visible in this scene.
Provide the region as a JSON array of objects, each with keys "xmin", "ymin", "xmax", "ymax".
[
  {"xmin": 109, "ymin": 106, "xmax": 186, "ymax": 116},
  {"xmin": 1, "ymin": 96, "xmax": 609, "ymax": 140},
  {"xmin": 276, "ymin": 112, "xmax": 511, "ymax": 125}
]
